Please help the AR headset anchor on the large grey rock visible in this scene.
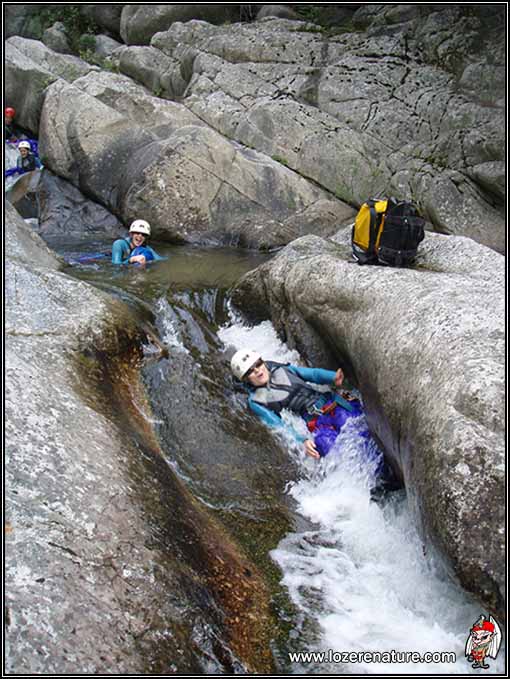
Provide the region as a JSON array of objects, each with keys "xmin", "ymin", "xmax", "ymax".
[
  {"xmin": 5, "ymin": 169, "xmax": 43, "ymax": 216},
  {"xmin": 120, "ymin": 4, "xmax": 243, "ymax": 45},
  {"xmin": 5, "ymin": 4, "xmax": 123, "ymax": 42},
  {"xmin": 353, "ymin": 5, "xmax": 505, "ymax": 107},
  {"xmin": 42, "ymin": 21, "xmax": 71, "ymax": 55},
  {"xmin": 151, "ymin": 11, "xmax": 505, "ymax": 252},
  {"xmin": 256, "ymin": 5, "xmax": 300, "ymax": 21},
  {"xmin": 39, "ymin": 79, "xmax": 158, "ymax": 214},
  {"xmin": 94, "ymin": 34, "xmax": 123, "ymax": 58},
  {"xmin": 71, "ymin": 70, "xmax": 204, "ymax": 131},
  {"xmin": 36, "ymin": 171, "xmax": 125, "ymax": 239},
  {"xmin": 412, "ymin": 6, "xmax": 504, "ymax": 79},
  {"xmin": 10, "ymin": 6, "xmax": 504, "ymax": 251},
  {"xmin": 4, "ymin": 37, "xmax": 98, "ymax": 134},
  {"xmin": 4, "ymin": 40, "xmax": 58, "ymax": 135},
  {"xmin": 7, "ymin": 36, "xmax": 98, "ymax": 82},
  {"xmin": 39, "ymin": 77, "xmax": 354, "ymax": 248},
  {"xmin": 230, "ymin": 230, "xmax": 505, "ymax": 619},
  {"xmin": 6, "ymin": 201, "xmax": 62, "ymax": 270},
  {"xmin": 4, "ymin": 142, "xmax": 20, "ymax": 192},
  {"xmin": 3, "ymin": 4, "xmax": 55, "ymax": 39},
  {"xmin": 120, "ymin": 125, "xmax": 354, "ymax": 247},
  {"xmin": 118, "ymin": 45, "xmax": 187, "ymax": 99},
  {"xmin": 5, "ymin": 206, "xmax": 178, "ymax": 673},
  {"xmin": 80, "ymin": 4, "xmax": 125, "ymax": 38}
]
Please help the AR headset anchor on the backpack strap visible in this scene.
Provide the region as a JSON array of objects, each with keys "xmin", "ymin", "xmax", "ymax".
[{"xmin": 367, "ymin": 199, "xmax": 379, "ymax": 256}]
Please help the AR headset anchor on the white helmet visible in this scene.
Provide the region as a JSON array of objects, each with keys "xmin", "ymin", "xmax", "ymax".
[
  {"xmin": 18, "ymin": 141, "xmax": 31, "ymax": 150},
  {"xmin": 129, "ymin": 219, "xmax": 151, "ymax": 236},
  {"xmin": 231, "ymin": 349, "xmax": 262, "ymax": 380}
]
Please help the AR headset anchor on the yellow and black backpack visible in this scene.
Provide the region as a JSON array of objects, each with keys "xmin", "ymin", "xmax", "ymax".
[{"xmin": 351, "ymin": 197, "xmax": 425, "ymax": 266}]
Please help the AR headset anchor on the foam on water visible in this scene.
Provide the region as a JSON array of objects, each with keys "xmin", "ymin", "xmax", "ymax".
[
  {"xmin": 154, "ymin": 296, "xmax": 189, "ymax": 354},
  {"xmin": 219, "ymin": 317, "xmax": 505, "ymax": 675},
  {"xmin": 218, "ymin": 316, "xmax": 301, "ymax": 366}
]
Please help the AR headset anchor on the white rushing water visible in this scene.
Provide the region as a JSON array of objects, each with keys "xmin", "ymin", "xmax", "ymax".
[
  {"xmin": 218, "ymin": 317, "xmax": 505, "ymax": 675},
  {"xmin": 154, "ymin": 296, "xmax": 190, "ymax": 354}
]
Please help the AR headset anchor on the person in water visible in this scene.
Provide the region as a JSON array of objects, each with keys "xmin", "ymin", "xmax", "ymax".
[
  {"xmin": 111, "ymin": 219, "xmax": 165, "ymax": 265},
  {"xmin": 231, "ymin": 349, "xmax": 375, "ymax": 460}
]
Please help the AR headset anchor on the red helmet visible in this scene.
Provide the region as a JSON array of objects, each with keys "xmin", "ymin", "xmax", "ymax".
[{"xmin": 5, "ymin": 107, "xmax": 16, "ymax": 118}]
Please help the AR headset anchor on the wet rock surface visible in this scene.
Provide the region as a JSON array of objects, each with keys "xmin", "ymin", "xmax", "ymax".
[{"xmin": 5, "ymin": 204, "xmax": 282, "ymax": 673}]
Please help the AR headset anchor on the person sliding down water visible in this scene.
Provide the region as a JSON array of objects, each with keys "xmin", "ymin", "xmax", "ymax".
[
  {"xmin": 231, "ymin": 349, "xmax": 389, "ymax": 474},
  {"xmin": 111, "ymin": 219, "xmax": 166, "ymax": 265}
]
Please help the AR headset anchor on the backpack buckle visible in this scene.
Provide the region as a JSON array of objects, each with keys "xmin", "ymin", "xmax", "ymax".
[{"xmin": 307, "ymin": 399, "xmax": 337, "ymax": 416}]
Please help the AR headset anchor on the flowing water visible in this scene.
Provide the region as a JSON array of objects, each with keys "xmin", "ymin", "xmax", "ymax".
[
  {"xmin": 56, "ymin": 237, "xmax": 504, "ymax": 674},
  {"xmin": 217, "ymin": 321, "xmax": 506, "ymax": 675}
]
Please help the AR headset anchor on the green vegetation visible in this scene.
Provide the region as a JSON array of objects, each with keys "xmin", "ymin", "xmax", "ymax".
[
  {"xmin": 78, "ymin": 33, "xmax": 96, "ymax": 53},
  {"xmin": 294, "ymin": 4, "xmax": 325, "ymax": 26},
  {"xmin": 33, "ymin": 6, "xmax": 101, "ymax": 55},
  {"xmin": 77, "ymin": 49, "xmax": 119, "ymax": 72},
  {"xmin": 334, "ymin": 183, "xmax": 356, "ymax": 204},
  {"xmin": 292, "ymin": 5, "xmax": 364, "ymax": 37},
  {"xmin": 290, "ymin": 24, "xmax": 326, "ymax": 35},
  {"xmin": 272, "ymin": 155, "xmax": 289, "ymax": 168}
]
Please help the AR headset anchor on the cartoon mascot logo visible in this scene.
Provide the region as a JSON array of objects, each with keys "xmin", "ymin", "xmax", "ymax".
[{"xmin": 465, "ymin": 615, "xmax": 502, "ymax": 669}]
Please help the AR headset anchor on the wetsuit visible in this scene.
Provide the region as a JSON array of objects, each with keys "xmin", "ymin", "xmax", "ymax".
[
  {"xmin": 5, "ymin": 146, "xmax": 42, "ymax": 178},
  {"xmin": 247, "ymin": 362, "xmax": 372, "ymax": 459},
  {"xmin": 5, "ymin": 123, "xmax": 16, "ymax": 141},
  {"xmin": 111, "ymin": 237, "xmax": 166, "ymax": 265},
  {"xmin": 16, "ymin": 152, "xmax": 42, "ymax": 173},
  {"xmin": 131, "ymin": 245, "xmax": 155, "ymax": 262}
]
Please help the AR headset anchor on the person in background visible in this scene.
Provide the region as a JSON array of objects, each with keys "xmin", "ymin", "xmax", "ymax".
[
  {"xmin": 5, "ymin": 107, "xmax": 17, "ymax": 141},
  {"xmin": 16, "ymin": 140, "xmax": 42, "ymax": 173},
  {"xmin": 111, "ymin": 220, "xmax": 166, "ymax": 265}
]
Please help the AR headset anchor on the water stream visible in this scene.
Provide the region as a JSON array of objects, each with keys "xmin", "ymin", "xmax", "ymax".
[{"xmin": 56, "ymin": 238, "xmax": 504, "ymax": 674}]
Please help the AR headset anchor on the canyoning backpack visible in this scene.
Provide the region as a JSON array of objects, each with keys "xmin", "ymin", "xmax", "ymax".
[{"xmin": 351, "ymin": 197, "xmax": 425, "ymax": 267}]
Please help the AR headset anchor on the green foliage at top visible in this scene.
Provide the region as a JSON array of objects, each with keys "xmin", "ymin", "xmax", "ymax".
[
  {"xmin": 293, "ymin": 4, "xmax": 325, "ymax": 26},
  {"xmin": 34, "ymin": 6, "xmax": 101, "ymax": 54},
  {"xmin": 292, "ymin": 5, "xmax": 363, "ymax": 37}
]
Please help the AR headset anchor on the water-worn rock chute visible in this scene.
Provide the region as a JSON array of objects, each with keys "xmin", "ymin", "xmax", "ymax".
[{"xmin": 230, "ymin": 229, "xmax": 505, "ymax": 620}]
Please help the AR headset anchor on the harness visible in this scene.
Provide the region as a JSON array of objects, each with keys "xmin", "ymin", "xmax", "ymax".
[
  {"xmin": 251, "ymin": 362, "xmax": 356, "ymax": 422},
  {"xmin": 17, "ymin": 153, "xmax": 37, "ymax": 172}
]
